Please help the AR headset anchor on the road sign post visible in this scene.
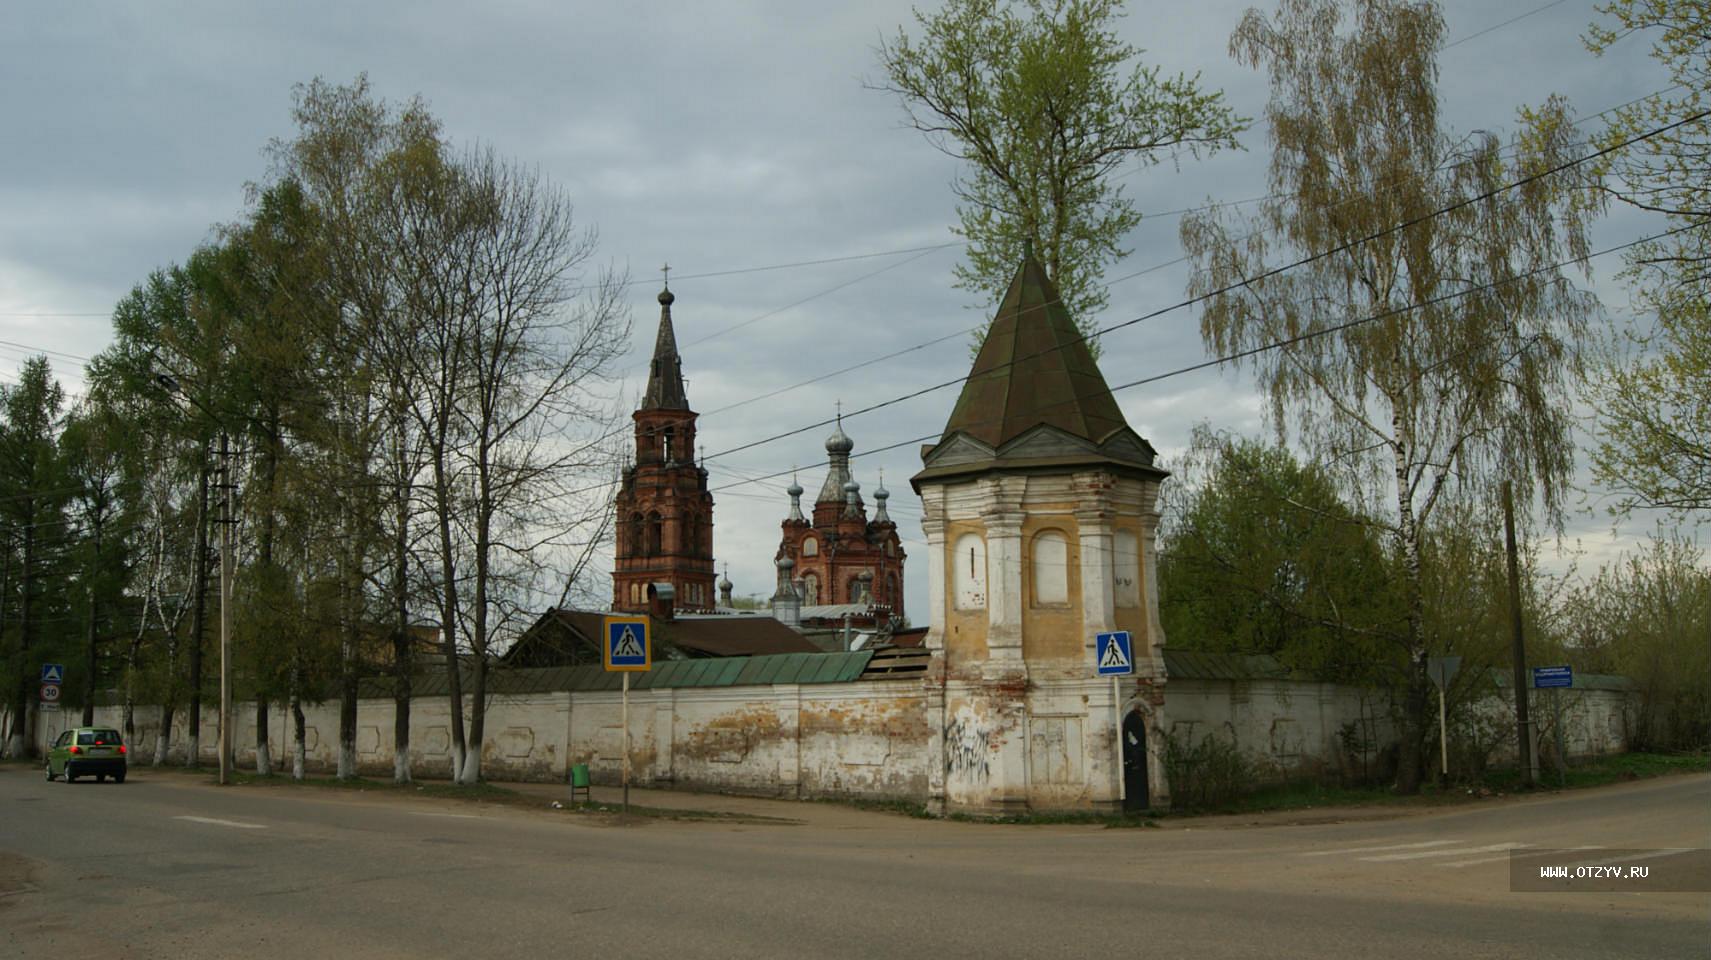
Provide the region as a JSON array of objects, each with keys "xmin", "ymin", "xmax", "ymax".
[
  {"xmin": 603, "ymin": 616, "xmax": 651, "ymax": 814},
  {"xmin": 1096, "ymin": 632, "xmax": 1134, "ymax": 805},
  {"xmin": 1532, "ymin": 666, "xmax": 1572, "ymax": 787},
  {"xmin": 1427, "ymin": 656, "xmax": 1461, "ymax": 785}
]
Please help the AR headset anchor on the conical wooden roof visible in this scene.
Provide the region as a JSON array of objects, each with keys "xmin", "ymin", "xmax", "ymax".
[{"xmin": 914, "ymin": 252, "xmax": 1162, "ymax": 489}]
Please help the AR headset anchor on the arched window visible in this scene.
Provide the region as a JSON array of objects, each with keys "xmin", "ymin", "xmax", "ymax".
[
  {"xmin": 953, "ymin": 533, "xmax": 986, "ymax": 611},
  {"xmin": 629, "ymin": 582, "xmax": 641, "ymax": 605},
  {"xmin": 1114, "ymin": 530, "xmax": 1141, "ymax": 608},
  {"xmin": 684, "ymin": 514, "xmax": 698, "ymax": 555},
  {"xmin": 886, "ymin": 573, "xmax": 898, "ymax": 606},
  {"xmin": 662, "ymin": 427, "xmax": 675, "ymax": 462},
  {"xmin": 647, "ymin": 512, "xmax": 663, "ymax": 555},
  {"xmin": 628, "ymin": 513, "xmax": 644, "ymax": 555},
  {"xmin": 802, "ymin": 536, "xmax": 818, "ymax": 557},
  {"xmin": 848, "ymin": 577, "xmax": 863, "ymax": 603},
  {"xmin": 802, "ymin": 573, "xmax": 820, "ymax": 605},
  {"xmin": 1032, "ymin": 530, "xmax": 1069, "ymax": 606}
]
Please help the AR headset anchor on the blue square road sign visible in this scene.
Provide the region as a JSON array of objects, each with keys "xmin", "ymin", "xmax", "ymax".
[
  {"xmin": 603, "ymin": 616, "xmax": 651, "ymax": 672},
  {"xmin": 1096, "ymin": 631, "xmax": 1134, "ymax": 677}
]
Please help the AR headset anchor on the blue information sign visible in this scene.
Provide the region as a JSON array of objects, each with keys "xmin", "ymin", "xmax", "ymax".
[
  {"xmin": 603, "ymin": 616, "xmax": 650, "ymax": 672},
  {"xmin": 40, "ymin": 663, "xmax": 65, "ymax": 684},
  {"xmin": 1095, "ymin": 631, "xmax": 1134, "ymax": 677},
  {"xmin": 1532, "ymin": 665, "xmax": 1572, "ymax": 689}
]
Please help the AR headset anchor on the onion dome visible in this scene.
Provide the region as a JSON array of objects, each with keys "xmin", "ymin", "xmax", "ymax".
[{"xmin": 825, "ymin": 418, "xmax": 854, "ymax": 455}]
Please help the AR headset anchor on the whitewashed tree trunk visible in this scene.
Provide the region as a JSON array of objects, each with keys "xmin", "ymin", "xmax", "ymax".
[
  {"xmin": 154, "ymin": 733, "xmax": 170, "ymax": 766},
  {"xmin": 256, "ymin": 742, "xmax": 272, "ymax": 777},
  {"xmin": 4, "ymin": 732, "xmax": 23, "ymax": 760},
  {"xmin": 457, "ymin": 748, "xmax": 481, "ymax": 785},
  {"xmin": 450, "ymin": 743, "xmax": 466, "ymax": 783},
  {"xmin": 337, "ymin": 743, "xmax": 356, "ymax": 780},
  {"xmin": 393, "ymin": 751, "xmax": 410, "ymax": 783},
  {"xmin": 185, "ymin": 733, "xmax": 199, "ymax": 767}
]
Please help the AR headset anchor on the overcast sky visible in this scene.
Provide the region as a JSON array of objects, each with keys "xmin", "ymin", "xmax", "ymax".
[{"xmin": 0, "ymin": 0, "xmax": 1689, "ymax": 616}]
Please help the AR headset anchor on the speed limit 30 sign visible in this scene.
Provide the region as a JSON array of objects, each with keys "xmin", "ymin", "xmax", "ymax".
[{"xmin": 39, "ymin": 682, "xmax": 61, "ymax": 703}]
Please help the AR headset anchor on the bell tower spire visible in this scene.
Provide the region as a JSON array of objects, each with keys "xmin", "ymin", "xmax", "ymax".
[{"xmin": 612, "ymin": 277, "xmax": 715, "ymax": 613}]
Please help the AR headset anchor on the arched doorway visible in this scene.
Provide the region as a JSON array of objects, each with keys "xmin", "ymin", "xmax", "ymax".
[{"xmin": 1122, "ymin": 710, "xmax": 1149, "ymax": 812}]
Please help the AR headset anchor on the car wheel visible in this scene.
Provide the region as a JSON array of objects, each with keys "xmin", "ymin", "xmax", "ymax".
[
  {"xmin": 63, "ymin": 769, "xmax": 75, "ymax": 784},
  {"xmin": 44, "ymin": 763, "xmax": 54, "ymax": 781},
  {"xmin": 114, "ymin": 772, "xmax": 126, "ymax": 784},
  {"xmin": 96, "ymin": 773, "xmax": 107, "ymax": 783}
]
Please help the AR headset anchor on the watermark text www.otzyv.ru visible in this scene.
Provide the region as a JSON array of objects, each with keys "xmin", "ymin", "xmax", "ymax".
[{"xmin": 1510, "ymin": 849, "xmax": 1711, "ymax": 893}]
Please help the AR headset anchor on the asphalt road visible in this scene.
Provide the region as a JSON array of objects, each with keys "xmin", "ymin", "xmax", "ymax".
[{"xmin": 2, "ymin": 766, "xmax": 1706, "ymax": 959}]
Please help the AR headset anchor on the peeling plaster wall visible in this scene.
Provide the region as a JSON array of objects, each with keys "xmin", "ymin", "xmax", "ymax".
[
  {"xmin": 17, "ymin": 674, "xmax": 1633, "ymax": 806},
  {"xmin": 34, "ymin": 681, "xmax": 929, "ymax": 802},
  {"xmin": 1164, "ymin": 679, "xmax": 1636, "ymax": 780}
]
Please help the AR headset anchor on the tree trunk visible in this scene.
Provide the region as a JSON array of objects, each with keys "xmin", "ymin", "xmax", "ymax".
[
  {"xmin": 392, "ymin": 417, "xmax": 412, "ymax": 784},
  {"xmin": 11, "ymin": 521, "xmax": 37, "ymax": 758},
  {"xmin": 1391, "ymin": 426, "xmax": 1429, "ymax": 795},
  {"xmin": 155, "ymin": 704, "xmax": 174, "ymax": 766},
  {"xmin": 291, "ymin": 691, "xmax": 307, "ymax": 781},
  {"xmin": 434, "ymin": 456, "xmax": 466, "ymax": 781},
  {"xmin": 255, "ymin": 410, "xmax": 281, "ymax": 777},
  {"xmin": 254, "ymin": 698, "xmax": 272, "ymax": 776},
  {"xmin": 186, "ymin": 453, "xmax": 211, "ymax": 767}
]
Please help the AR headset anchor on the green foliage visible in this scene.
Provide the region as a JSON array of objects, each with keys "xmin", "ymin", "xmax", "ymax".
[
  {"xmin": 1163, "ymin": 726, "xmax": 1253, "ymax": 808},
  {"xmin": 1550, "ymin": 532, "xmax": 1711, "ymax": 751},
  {"xmin": 1180, "ymin": 0, "xmax": 1599, "ymax": 793},
  {"xmin": 1582, "ymin": 3, "xmax": 1711, "ymax": 514},
  {"xmin": 875, "ymin": 0, "xmax": 1245, "ymax": 346},
  {"xmin": 1160, "ymin": 426, "xmax": 1399, "ymax": 683}
]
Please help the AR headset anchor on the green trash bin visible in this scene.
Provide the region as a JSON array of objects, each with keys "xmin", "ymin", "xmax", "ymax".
[{"xmin": 569, "ymin": 763, "xmax": 591, "ymax": 804}]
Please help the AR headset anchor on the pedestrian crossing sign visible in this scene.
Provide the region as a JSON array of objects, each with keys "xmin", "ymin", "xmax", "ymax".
[
  {"xmin": 1096, "ymin": 631, "xmax": 1133, "ymax": 676},
  {"xmin": 40, "ymin": 663, "xmax": 65, "ymax": 684},
  {"xmin": 603, "ymin": 616, "xmax": 651, "ymax": 672}
]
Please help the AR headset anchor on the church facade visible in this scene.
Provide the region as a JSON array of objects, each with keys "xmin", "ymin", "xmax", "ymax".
[
  {"xmin": 611, "ymin": 285, "xmax": 717, "ymax": 613},
  {"xmin": 772, "ymin": 420, "xmax": 906, "ymax": 620}
]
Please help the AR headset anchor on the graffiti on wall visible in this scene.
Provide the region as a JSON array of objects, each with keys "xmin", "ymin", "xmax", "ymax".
[{"xmin": 945, "ymin": 706, "xmax": 991, "ymax": 781}]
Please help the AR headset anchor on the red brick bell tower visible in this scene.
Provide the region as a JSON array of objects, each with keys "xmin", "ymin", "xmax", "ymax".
[{"xmin": 612, "ymin": 283, "xmax": 716, "ymax": 612}]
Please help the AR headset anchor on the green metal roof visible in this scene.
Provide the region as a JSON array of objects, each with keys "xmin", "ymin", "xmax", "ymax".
[
  {"xmin": 1161, "ymin": 648, "xmax": 1292, "ymax": 681},
  {"xmin": 357, "ymin": 650, "xmax": 877, "ymax": 699}
]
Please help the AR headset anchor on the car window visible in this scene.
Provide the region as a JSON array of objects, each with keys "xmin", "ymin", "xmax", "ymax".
[
  {"xmin": 54, "ymin": 731, "xmax": 71, "ymax": 748},
  {"xmin": 92, "ymin": 729, "xmax": 121, "ymax": 744}
]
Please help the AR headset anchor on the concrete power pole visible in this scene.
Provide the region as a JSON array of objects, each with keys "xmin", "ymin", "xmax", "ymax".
[
  {"xmin": 1503, "ymin": 481, "xmax": 1534, "ymax": 788},
  {"xmin": 218, "ymin": 431, "xmax": 233, "ymax": 786}
]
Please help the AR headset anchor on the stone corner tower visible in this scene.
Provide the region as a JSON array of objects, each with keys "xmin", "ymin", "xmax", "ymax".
[
  {"xmin": 612, "ymin": 284, "xmax": 716, "ymax": 613},
  {"xmin": 910, "ymin": 250, "xmax": 1171, "ymax": 815}
]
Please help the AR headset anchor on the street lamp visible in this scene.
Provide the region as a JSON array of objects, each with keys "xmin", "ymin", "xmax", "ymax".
[{"xmin": 156, "ymin": 374, "xmax": 234, "ymax": 787}]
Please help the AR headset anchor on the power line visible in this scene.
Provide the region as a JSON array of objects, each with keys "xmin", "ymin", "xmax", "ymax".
[
  {"xmin": 696, "ymin": 107, "xmax": 1707, "ymax": 466},
  {"xmin": 704, "ymin": 221, "xmax": 1699, "ymax": 498}
]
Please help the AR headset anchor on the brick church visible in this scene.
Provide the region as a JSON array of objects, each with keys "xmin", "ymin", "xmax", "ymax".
[
  {"xmin": 610, "ymin": 281, "xmax": 906, "ymax": 622},
  {"xmin": 611, "ymin": 284, "xmax": 716, "ymax": 613},
  {"xmin": 772, "ymin": 419, "xmax": 906, "ymax": 619}
]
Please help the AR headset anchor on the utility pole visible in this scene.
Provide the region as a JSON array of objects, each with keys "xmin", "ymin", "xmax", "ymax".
[
  {"xmin": 1503, "ymin": 481, "xmax": 1534, "ymax": 788},
  {"xmin": 218, "ymin": 431, "xmax": 234, "ymax": 786}
]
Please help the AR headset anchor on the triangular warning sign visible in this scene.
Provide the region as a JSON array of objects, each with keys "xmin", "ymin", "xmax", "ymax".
[
  {"xmin": 1100, "ymin": 637, "xmax": 1130, "ymax": 670},
  {"xmin": 613, "ymin": 626, "xmax": 644, "ymax": 659}
]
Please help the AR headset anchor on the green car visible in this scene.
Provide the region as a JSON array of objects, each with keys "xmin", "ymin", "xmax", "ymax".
[{"xmin": 45, "ymin": 726, "xmax": 129, "ymax": 783}]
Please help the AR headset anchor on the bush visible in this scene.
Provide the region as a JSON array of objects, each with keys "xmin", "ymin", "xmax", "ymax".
[{"xmin": 1164, "ymin": 728, "xmax": 1253, "ymax": 808}]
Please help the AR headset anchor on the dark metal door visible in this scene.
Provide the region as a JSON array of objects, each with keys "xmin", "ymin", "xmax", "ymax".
[{"xmin": 1122, "ymin": 710, "xmax": 1149, "ymax": 812}]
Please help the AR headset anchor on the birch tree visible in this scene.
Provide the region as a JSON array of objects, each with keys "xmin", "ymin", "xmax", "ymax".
[
  {"xmin": 875, "ymin": 0, "xmax": 1245, "ymax": 343},
  {"xmin": 1584, "ymin": 0, "xmax": 1711, "ymax": 513},
  {"xmin": 1180, "ymin": 0, "xmax": 1598, "ymax": 792}
]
